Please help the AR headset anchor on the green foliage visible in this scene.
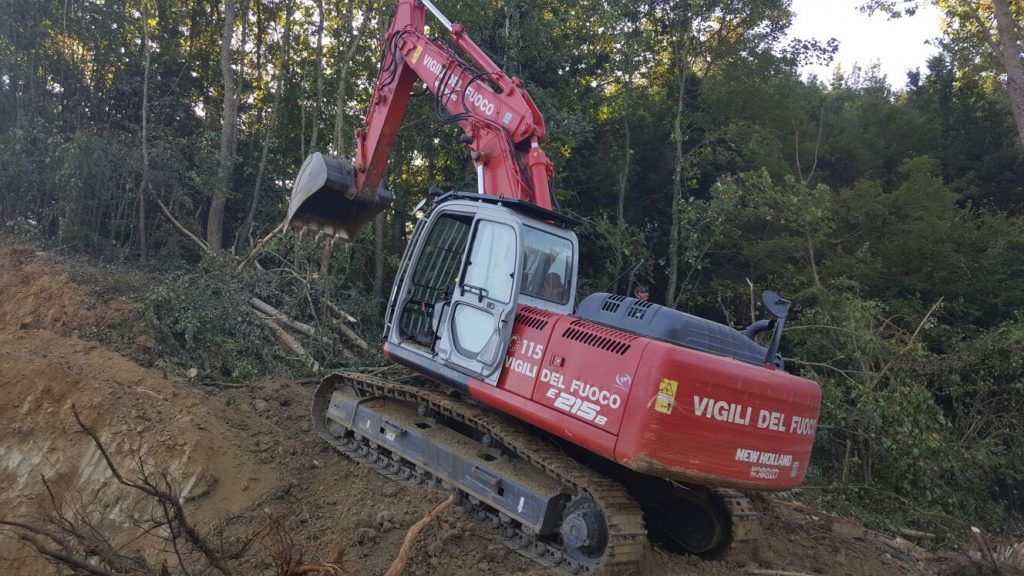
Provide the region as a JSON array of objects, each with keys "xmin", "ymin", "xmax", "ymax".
[
  {"xmin": 573, "ymin": 212, "xmax": 653, "ymax": 297},
  {"xmin": 142, "ymin": 256, "xmax": 281, "ymax": 381}
]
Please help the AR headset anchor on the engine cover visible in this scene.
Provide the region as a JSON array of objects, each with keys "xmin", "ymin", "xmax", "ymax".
[{"xmin": 464, "ymin": 305, "xmax": 821, "ymax": 491}]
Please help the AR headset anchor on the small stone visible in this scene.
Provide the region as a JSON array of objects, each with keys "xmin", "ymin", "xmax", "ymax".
[
  {"xmin": 299, "ymin": 422, "xmax": 311, "ymax": 433},
  {"xmin": 186, "ymin": 367, "xmax": 199, "ymax": 379},
  {"xmin": 353, "ymin": 528, "xmax": 377, "ymax": 546},
  {"xmin": 253, "ymin": 399, "xmax": 269, "ymax": 412},
  {"xmin": 830, "ymin": 517, "xmax": 866, "ymax": 540},
  {"xmin": 375, "ymin": 511, "xmax": 394, "ymax": 527}
]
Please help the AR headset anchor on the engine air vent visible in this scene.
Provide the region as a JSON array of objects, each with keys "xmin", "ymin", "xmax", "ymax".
[
  {"xmin": 601, "ymin": 294, "xmax": 626, "ymax": 314},
  {"xmin": 562, "ymin": 319, "xmax": 637, "ymax": 355},
  {"xmin": 626, "ymin": 300, "xmax": 653, "ymax": 320},
  {"xmin": 517, "ymin": 306, "xmax": 555, "ymax": 331}
]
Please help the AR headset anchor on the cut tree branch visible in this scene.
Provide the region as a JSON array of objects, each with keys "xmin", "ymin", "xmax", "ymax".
[
  {"xmin": 384, "ymin": 494, "xmax": 457, "ymax": 576},
  {"xmin": 155, "ymin": 196, "xmax": 210, "ymax": 254}
]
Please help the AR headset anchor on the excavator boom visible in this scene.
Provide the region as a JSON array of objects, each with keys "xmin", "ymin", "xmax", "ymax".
[{"xmin": 286, "ymin": 0, "xmax": 553, "ymax": 240}]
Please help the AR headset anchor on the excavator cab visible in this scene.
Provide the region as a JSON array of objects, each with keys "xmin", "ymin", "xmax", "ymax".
[{"xmin": 382, "ymin": 192, "xmax": 578, "ymax": 387}]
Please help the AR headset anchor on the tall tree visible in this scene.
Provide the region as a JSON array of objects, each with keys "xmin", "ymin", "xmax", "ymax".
[
  {"xmin": 665, "ymin": 3, "xmax": 692, "ymax": 309},
  {"xmin": 864, "ymin": 0, "xmax": 1024, "ymax": 153},
  {"xmin": 660, "ymin": 0, "xmax": 794, "ymax": 306},
  {"xmin": 137, "ymin": 0, "xmax": 152, "ymax": 262},
  {"xmin": 333, "ymin": 0, "xmax": 377, "ymax": 156},
  {"xmin": 308, "ymin": 0, "xmax": 326, "ymax": 152},
  {"xmin": 209, "ymin": 0, "xmax": 241, "ymax": 250},
  {"xmin": 239, "ymin": 0, "xmax": 295, "ymax": 251},
  {"xmin": 987, "ymin": 0, "xmax": 1024, "ymax": 151}
]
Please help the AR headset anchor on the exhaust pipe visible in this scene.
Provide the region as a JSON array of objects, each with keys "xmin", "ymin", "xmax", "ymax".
[{"xmin": 285, "ymin": 153, "xmax": 392, "ymax": 241}]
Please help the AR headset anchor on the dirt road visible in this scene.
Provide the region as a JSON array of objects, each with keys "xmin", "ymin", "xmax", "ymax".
[{"xmin": 0, "ymin": 240, "xmax": 954, "ymax": 575}]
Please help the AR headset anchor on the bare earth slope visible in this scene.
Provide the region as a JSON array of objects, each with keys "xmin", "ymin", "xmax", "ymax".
[{"xmin": 0, "ymin": 239, "xmax": 956, "ymax": 576}]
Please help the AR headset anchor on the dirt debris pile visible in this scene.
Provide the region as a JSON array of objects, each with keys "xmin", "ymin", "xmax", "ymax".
[{"xmin": 0, "ymin": 243, "xmax": 99, "ymax": 333}]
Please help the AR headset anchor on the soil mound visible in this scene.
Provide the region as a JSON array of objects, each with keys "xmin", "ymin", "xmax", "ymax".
[
  {"xmin": 0, "ymin": 243, "xmax": 103, "ymax": 333},
  {"xmin": 0, "ymin": 329, "xmax": 281, "ymax": 574}
]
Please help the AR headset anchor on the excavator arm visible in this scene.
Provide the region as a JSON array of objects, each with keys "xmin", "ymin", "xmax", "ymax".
[{"xmin": 286, "ymin": 0, "xmax": 554, "ymax": 240}]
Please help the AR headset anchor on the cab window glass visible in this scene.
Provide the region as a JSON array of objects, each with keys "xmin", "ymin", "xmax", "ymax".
[
  {"xmin": 519, "ymin": 227, "xmax": 573, "ymax": 305},
  {"xmin": 463, "ymin": 221, "xmax": 516, "ymax": 303}
]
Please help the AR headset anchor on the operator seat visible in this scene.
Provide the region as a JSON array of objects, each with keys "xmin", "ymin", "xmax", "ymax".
[{"xmin": 541, "ymin": 272, "xmax": 565, "ymax": 302}]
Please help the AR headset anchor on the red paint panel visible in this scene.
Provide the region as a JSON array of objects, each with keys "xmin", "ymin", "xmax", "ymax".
[
  {"xmin": 409, "ymin": 305, "xmax": 821, "ymax": 491},
  {"xmin": 496, "ymin": 306, "xmax": 559, "ymax": 399},
  {"xmin": 468, "ymin": 376, "xmax": 618, "ymax": 457},
  {"xmin": 614, "ymin": 340, "xmax": 821, "ymax": 490},
  {"xmin": 528, "ymin": 317, "xmax": 644, "ymax": 435}
]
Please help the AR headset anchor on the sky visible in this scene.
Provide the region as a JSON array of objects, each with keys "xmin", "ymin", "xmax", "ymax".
[{"xmin": 787, "ymin": 0, "xmax": 945, "ymax": 87}]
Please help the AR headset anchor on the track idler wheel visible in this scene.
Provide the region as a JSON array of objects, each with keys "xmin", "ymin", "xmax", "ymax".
[
  {"xmin": 648, "ymin": 486, "xmax": 729, "ymax": 555},
  {"xmin": 559, "ymin": 496, "xmax": 610, "ymax": 571}
]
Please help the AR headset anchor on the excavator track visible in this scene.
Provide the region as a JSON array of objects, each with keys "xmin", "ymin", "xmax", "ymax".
[{"xmin": 312, "ymin": 371, "xmax": 647, "ymax": 575}]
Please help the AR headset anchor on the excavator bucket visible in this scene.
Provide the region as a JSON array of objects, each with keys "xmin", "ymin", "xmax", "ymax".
[{"xmin": 285, "ymin": 152, "xmax": 392, "ymax": 241}]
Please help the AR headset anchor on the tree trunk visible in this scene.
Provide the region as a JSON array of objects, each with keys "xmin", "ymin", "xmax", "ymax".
[
  {"xmin": 806, "ymin": 232, "xmax": 821, "ymax": 287},
  {"xmin": 334, "ymin": 0, "xmax": 376, "ymax": 156},
  {"xmin": 309, "ymin": 0, "xmax": 325, "ymax": 152},
  {"xmin": 666, "ymin": 18, "xmax": 689, "ymax": 308},
  {"xmin": 137, "ymin": 0, "xmax": 151, "ymax": 263},
  {"xmin": 255, "ymin": 0, "xmax": 264, "ymax": 125},
  {"xmin": 991, "ymin": 0, "xmax": 1024, "ymax": 152},
  {"xmin": 238, "ymin": 0, "xmax": 293, "ymax": 251},
  {"xmin": 374, "ymin": 212, "xmax": 385, "ymax": 310},
  {"xmin": 236, "ymin": 0, "xmax": 248, "ymax": 166},
  {"xmin": 391, "ymin": 184, "xmax": 404, "ymax": 253},
  {"xmin": 615, "ymin": 116, "xmax": 631, "ymax": 293},
  {"xmin": 208, "ymin": 0, "xmax": 239, "ymax": 250}
]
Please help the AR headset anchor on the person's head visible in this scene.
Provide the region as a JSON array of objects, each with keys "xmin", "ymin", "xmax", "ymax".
[
  {"xmin": 633, "ymin": 284, "xmax": 649, "ymax": 301},
  {"xmin": 542, "ymin": 272, "xmax": 565, "ymax": 301}
]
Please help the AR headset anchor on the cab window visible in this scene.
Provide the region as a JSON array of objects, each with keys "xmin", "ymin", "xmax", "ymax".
[{"xmin": 519, "ymin": 227, "xmax": 573, "ymax": 305}]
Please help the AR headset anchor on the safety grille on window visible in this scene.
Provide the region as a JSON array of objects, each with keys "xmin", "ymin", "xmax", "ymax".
[
  {"xmin": 561, "ymin": 319, "xmax": 637, "ymax": 355},
  {"xmin": 516, "ymin": 306, "xmax": 555, "ymax": 331}
]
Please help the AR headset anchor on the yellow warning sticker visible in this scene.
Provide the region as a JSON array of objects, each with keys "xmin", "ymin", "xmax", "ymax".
[
  {"xmin": 411, "ymin": 45, "xmax": 423, "ymax": 64},
  {"xmin": 655, "ymin": 378, "xmax": 679, "ymax": 414}
]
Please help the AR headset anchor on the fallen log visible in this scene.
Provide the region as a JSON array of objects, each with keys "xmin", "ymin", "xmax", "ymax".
[
  {"xmin": 257, "ymin": 315, "xmax": 320, "ymax": 373},
  {"xmin": 251, "ymin": 299, "xmax": 356, "ymax": 359},
  {"xmin": 332, "ymin": 318, "xmax": 368, "ymax": 351},
  {"xmin": 326, "ymin": 300, "xmax": 358, "ymax": 324},
  {"xmin": 250, "ymin": 298, "xmax": 319, "ymax": 337},
  {"xmin": 899, "ymin": 528, "xmax": 936, "ymax": 541},
  {"xmin": 251, "ymin": 297, "xmax": 366, "ymax": 351}
]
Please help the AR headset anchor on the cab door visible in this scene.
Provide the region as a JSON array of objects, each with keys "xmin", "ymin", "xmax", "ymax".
[{"xmin": 436, "ymin": 215, "xmax": 521, "ymax": 385}]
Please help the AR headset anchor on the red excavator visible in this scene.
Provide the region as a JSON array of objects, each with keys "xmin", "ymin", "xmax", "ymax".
[{"xmin": 285, "ymin": 1, "xmax": 821, "ymax": 573}]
